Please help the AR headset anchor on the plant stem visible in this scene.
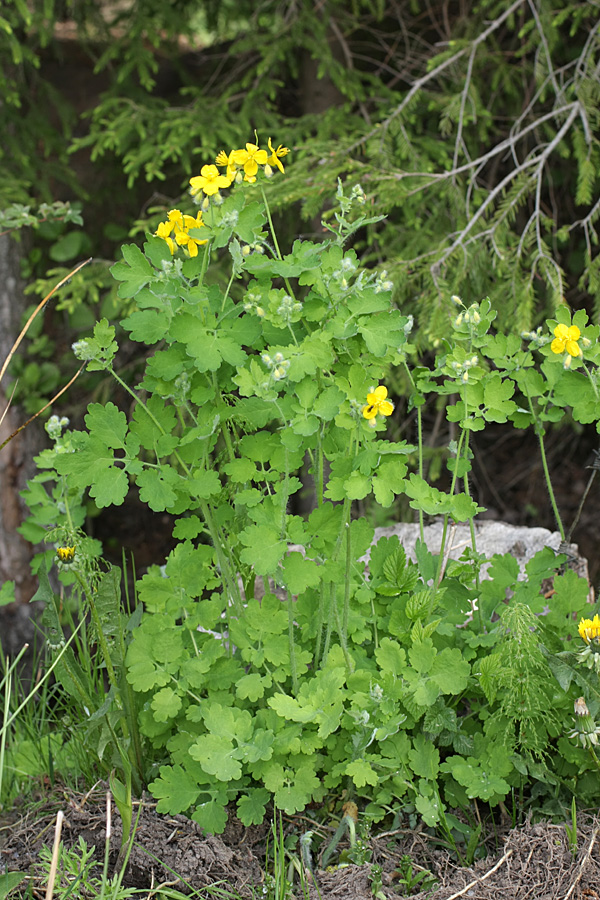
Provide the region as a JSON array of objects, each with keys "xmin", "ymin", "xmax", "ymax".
[
  {"xmin": 526, "ymin": 393, "xmax": 565, "ymax": 541},
  {"xmin": 260, "ymin": 186, "xmax": 297, "ymax": 300},
  {"xmin": 286, "ymin": 592, "xmax": 298, "ymax": 694}
]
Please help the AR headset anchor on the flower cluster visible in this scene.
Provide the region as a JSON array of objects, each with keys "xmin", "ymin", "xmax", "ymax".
[
  {"xmin": 448, "ymin": 354, "xmax": 479, "ymax": 384},
  {"xmin": 189, "ymin": 138, "xmax": 289, "ymax": 205},
  {"xmin": 550, "ymin": 323, "xmax": 592, "ymax": 368},
  {"xmin": 243, "ymin": 290, "xmax": 266, "ymax": 318},
  {"xmin": 362, "ymin": 385, "xmax": 394, "ymax": 422},
  {"xmin": 56, "ymin": 546, "xmax": 76, "ymax": 564},
  {"xmin": 579, "ymin": 615, "xmax": 600, "ymax": 644},
  {"xmin": 45, "ymin": 415, "xmax": 70, "ymax": 441},
  {"xmin": 454, "ymin": 304, "xmax": 481, "ymax": 327},
  {"xmin": 262, "ymin": 351, "xmax": 290, "ymax": 382},
  {"xmin": 577, "ymin": 614, "xmax": 600, "ymax": 673},
  {"xmin": 154, "ymin": 209, "xmax": 207, "ymax": 257}
]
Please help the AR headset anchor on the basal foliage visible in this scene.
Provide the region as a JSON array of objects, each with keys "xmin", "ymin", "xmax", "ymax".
[{"xmin": 24, "ymin": 149, "xmax": 600, "ymax": 834}]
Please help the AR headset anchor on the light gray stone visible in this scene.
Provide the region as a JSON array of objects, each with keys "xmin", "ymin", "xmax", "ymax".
[{"xmin": 367, "ymin": 519, "xmax": 588, "ymax": 583}]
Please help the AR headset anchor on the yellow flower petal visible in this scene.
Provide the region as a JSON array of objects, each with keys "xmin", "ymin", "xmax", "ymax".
[{"xmin": 554, "ymin": 324, "xmax": 570, "ymax": 341}]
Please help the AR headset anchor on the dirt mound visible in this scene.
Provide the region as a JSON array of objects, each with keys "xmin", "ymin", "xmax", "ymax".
[{"xmin": 2, "ymin": 788, "xmax": 599, "ymax": 899}]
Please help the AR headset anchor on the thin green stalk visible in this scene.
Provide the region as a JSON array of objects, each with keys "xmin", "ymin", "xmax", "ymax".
[
  {"xmin": 286, "ymin": 592, "xmax": 298, "ymax": 694},
  {"xmin": 416, "ymin": 403, "xmax": 425, "ymax": 542},
  {"xmin": 320, "ymin": 584, "xmax": 335, "ymax": 666},
  {"xmin": 73, "ymin": 572, "xmax": 118, "ymax": 692},
  {"xmin": 342, "ymin": 515, "xmax": 352, "ymax": 640},
  {"xmin": 0, "ymin": 659, "xmax": 14, "ymax": 805},
  {"xmin": 403, "ymin": 361, "xmax": 425, "ymax": 543},
  {"xmin": 434, "ymin": 422, "xmax": 467, "ymax": 590},
  {"xmin": 219, "ymin": 269, "xmax": 236, "ymax": 314},
  {"xmin": 260, "ymin": 186, "xmax": 297, "ymax": 300},
  {"xmin": 278, "ymin": 444, "xmax": 298, "ymax": 692},
  {"xmin": 526, "ymin": 393, "xmax": 565, "ymax": 541},
  {"xmin": 319, "ymin": 496, "xmax": 354, "ymax": 673},
  {"xmin": 314, "ymin": 581, "xmax": 325, "ymax": 663},
  {"xmin": 198, "ymin": 239, "xmax": 212, "ymax": 287},
  {"xmin": 460, "ymin": 426, "xmax": 483, "ymax": 630}
]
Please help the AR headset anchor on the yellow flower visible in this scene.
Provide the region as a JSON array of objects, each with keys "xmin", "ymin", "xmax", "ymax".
[
  {"xmin": 155, "ymin": 220, "xmax": 176, "ymax": 254},
  {"xmin": 154, "ymin": 208, "xmax": 185, "ymax": 253},
  {"xmin": 189, "ymin": 164, "xmax": 232, "ymax": 198},
  {"xmin": 266, "ymin": 138, "xmax": 290, "ymax": 174},
  {"xmin": 579, "ymin": 614, "xmax": 600, "ymax": 643},
  {"xmin": 551, "ymin": 324, "xmax": 582, "ymax": 358},
  {"xmin": 215, "ymin": 149, "xmax": 238, "ymax": 181},
  {"xmin": 232, "ymin": 143, "xmax": 268, "ymax": 179},
  {"xmin": 176, "ymin": 212, "xmax": 208, "ymax": 257},
  {"xmin": 56, "ymin": 546, "xmax": 75, "ymax": 564},
  {"xmin": 155, "ymin": 210, "xmax": 207, "ymax": 257},
  {"xmin": 362, "ymin": 385, "xmax": 394, "ymax": 420}
]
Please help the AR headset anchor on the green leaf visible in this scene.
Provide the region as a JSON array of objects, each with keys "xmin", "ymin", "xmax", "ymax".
[
  {"xmin": 236, "ymin": 672, "xmax": 271, "ymax": 701},
  {"xmin": 149, "ymin": 764, "xmax": 201, "ymax": 814},
  {"xmin": 125, "ymin": 629, "xmax": 177, "ymax": 691},
  {"xmin": 280, "ymin": 552, "xmax": 321, "ymax": 594},
  {"xmin": 152, "ymin": 687, "xmax": 183, "ymax": 722},
  {"xmin": 431, "ymin": 648, "xmax": 470, "ymax": 694},
  {"xmin": 239, "ymin": 525, "xmax": 286, "ymax": 575},
  {"xmin": 189, "ymin": 469, "xmax": 221, "ymax": 499},
  {"xmin": 375, "ymin": 638, "xmax": 406, "ymax": 677},
  {"xmin": 266, "ymin": 762, "xmax": 320, "ymax": 814},
  {"xmin": 483, "ymin": 372, "xmax": 517, "ymax": 422},
  {"xmin": 191, "ymin": 795, "xmax": 229, "ymax": 834},
  {"xmin": 237, "ymin": 789, "xmax": 270, "ymax": 826},
  {"xmin": 137, "ymin": 468, "xmax": 178, "ymax": 511},
  {"xmin": 111, "ymin": 243, "xmax": 154, "ymax": 298},
  {"xmin": 85, "ymin": 402, "xmax": 127, "ymax": 448},
  {"xmin": 415, "ymin": 792, "xmax": 443, "ymax": 826},
  {"xmin": 189, "ymin": 734, "xmax": 242, "ymax": 781},
  {"xmin": 346, "ymin": 758, "xmax": 378, "ymax": 787},
  {"xmin": 408, "ymin": 735, "xmax": 440, "ymax": 779},
  {"xmin": 123, "ymin": 309, "xmax": 170, "ymax": 344},
  {"xmin": 0, "ymin": 872, "xmax": 27, "ymax": 899}
]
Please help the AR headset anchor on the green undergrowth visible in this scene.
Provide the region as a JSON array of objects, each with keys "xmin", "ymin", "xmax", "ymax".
[{"xmin": 9, "ymin": 145, "xmax": 600, "ymax": 850}]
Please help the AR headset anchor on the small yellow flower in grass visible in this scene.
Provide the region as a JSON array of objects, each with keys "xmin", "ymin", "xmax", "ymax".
[
  {"xmin": 579, "ymin": 614, "xmax": 600, "ymax": 644},
  {"xmin": 232, "ymin": 143, "xmax": 268, "ymax": 179},
  {"xmin": 362, "ymin": 385, "xmax": 394, "ymax": 420},
  {"xmin": 56, "ymin": 546, "xmax": 75, "ymax": 564},
  {"xmin": 190, "ymin": 164, "xmax": 232, "ymax": 198},
  {"xmin": 551, "ymin": 324, "xmax": 582, "ymax": 358},
  {"xmin": 266, "ymin": 138, "xmax": 289, "ymax": 174}
]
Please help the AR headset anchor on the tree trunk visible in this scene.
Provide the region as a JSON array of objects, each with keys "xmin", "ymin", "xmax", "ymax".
[{"xmin": 0, "ymin": 232, "xmax": 42, "ymax": 613}]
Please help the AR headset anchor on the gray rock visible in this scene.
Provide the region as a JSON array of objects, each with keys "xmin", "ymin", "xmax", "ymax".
[{"xmin": 367, "ymin": 519, "xmax": 588, "ymax": 583}]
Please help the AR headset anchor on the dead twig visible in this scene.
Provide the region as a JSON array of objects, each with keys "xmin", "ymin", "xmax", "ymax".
[
  {"xmin": 562, "ymin": 824, "xmax": 600, "ymax": 900},
  {"xmin": 444, "ymin": 848, "xmax": 513, "ymax": 900},
  {"xmin": 44, "ymin": 810, "xmax": 64, "ymax": 900}
]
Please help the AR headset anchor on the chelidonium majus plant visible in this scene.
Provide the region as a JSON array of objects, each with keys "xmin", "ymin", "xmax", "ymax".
[{"xmin": 24, "ymin": 138, "xmax": 600, "ymax": 833}]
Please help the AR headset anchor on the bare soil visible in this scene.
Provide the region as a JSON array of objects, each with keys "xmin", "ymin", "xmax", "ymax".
[{"xmin": 2, "ymin": 787, "xmax": 600, "ymax": 899}]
